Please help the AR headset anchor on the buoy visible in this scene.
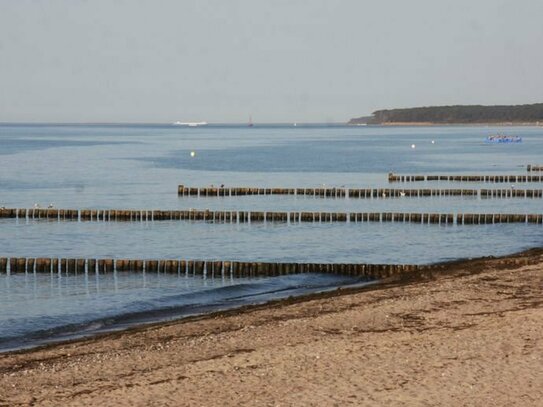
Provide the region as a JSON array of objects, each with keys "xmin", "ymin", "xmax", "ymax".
[
  {"xmin": 411, "ymin": 144, "xmax": 416, "ymax": 149},
  {"xmin": 190, "ymin": 151, "xmax": 196, "ymax": 157}
]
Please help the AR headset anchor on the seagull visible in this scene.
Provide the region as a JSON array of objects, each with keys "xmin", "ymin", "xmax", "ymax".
[
  {"xmin": 382, "ymin": 192, "xmax": 387, "ymax": 198},
  {"xmin": 511, "ymin": 184, "xmax": 515, "ymax": 190},
  {"xmin": 48, "ymin": 203, "xmax": 54, "ymax": 209},
  {"xmin": 33, "ymin": 203, "xmax": 40, "ymax": 209},
  {"xmin": 0, "ymin": 206, "xmax": 5, "ymax": 210},
  {"xmin": 220, "ymin": 184, "xmax": 224, "ymax": 188},
  {"xmin": 400, "ymin": 191, "xmax": 406, "ymax": 197}
]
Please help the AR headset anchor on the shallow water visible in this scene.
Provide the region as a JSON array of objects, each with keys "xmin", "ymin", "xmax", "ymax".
[
  {"xmin": 1, "ymin": 220, "xmax": 542, "ymax": 264},
  {"xmin": 0, "ymin": 272, "xmax": 369, "ymax": 352},
  {"xmin": 1, "ymin": 123, "xmax": 542, "ymax": 350}
]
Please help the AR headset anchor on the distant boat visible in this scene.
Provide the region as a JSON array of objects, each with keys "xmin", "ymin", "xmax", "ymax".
[
  {"xmin": 173, "ymin": 121, "xmax": 208, "ymax": 127},
  {"xmin": 248, "ymin": 115, "xmax": 254, "ymax": 127},
  {"xmin": 485, "ymin": 135, "xmax": 522, "ymax": 143}
]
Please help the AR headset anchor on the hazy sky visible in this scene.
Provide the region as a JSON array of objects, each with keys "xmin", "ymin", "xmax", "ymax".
[{"xmin": 1, "ymin": 0, "xmax": 542, "ymax": 123}]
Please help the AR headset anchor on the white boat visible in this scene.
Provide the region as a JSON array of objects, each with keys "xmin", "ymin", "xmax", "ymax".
[{"xmin": 173, "ymin": 121, "xmax": 208, "ymax": 127}]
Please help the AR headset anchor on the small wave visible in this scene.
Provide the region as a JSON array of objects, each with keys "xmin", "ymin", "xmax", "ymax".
[{"xmin": 0, "ymin": 273, "xmax": 372, "ymax": 352}]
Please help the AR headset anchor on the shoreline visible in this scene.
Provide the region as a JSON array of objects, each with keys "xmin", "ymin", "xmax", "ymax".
[
  {"xmin": 2, "ymin": 248, "xmax": 541, "ymax": 356},
  {"xmin": 1, "ymin": 247, "xmax": 542, "ymax": 405},
  {"xmin": 349, "ymin": 121, "xmax": 543, "ymax": 127}
]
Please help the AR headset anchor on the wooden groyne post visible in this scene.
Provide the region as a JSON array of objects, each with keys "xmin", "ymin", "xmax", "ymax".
[
  {"xmin": 0, "ymin": 256, "xmax": 442, "ymax": 280},
  {"xmin": 177, "ymin": 185, "xmax": 543, "ymax": 198},
  {"xmin": 1, "ymin": 208, "xmax": 542, "ymax": 225},
  {"xmin": 388, "ymin": 173, "xmax": 543, "ymax": 183}
]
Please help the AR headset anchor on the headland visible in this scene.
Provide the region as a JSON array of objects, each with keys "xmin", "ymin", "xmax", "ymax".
[{"xmin": 349, "ymin": 103, "xmax": 543, "ymax": 126}]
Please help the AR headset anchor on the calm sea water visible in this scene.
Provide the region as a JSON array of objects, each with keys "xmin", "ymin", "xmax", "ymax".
[{"xmin": 1, "ymin": 123, "xmax": 542, "ymax": 350}]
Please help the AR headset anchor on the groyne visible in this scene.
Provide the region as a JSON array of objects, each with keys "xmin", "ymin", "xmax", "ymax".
[
  {"xmin": 480, "ymin": 189, "xmax": 543, "ymax": 198},
  {"xmin": 0, "ymin": 208, "xmax": 542, "ymax": 224},
  {"xmin": 527, "ymin": 165, "xmax": 543, "ymax": 172},
  {"xmin": 0, "ymin": 256, "xmax": 433, "ymax": 279},
  {"xmin": 178, "ymin": 185, "xmax": 543, "ymax": 198},
  {"xmin": 388, "ymin": 173, "xmax": 543, "ymax": 183}
]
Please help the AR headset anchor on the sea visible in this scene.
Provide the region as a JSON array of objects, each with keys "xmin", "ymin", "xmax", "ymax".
[{"xmin": 1, "ymin": 123, "xmax": 542, "ymax": 351}]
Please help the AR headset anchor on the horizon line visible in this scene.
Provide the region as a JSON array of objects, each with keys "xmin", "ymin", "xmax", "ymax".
[{"xmin": 0, "ymin": 121, "xmax": 350, "ymax": 126}]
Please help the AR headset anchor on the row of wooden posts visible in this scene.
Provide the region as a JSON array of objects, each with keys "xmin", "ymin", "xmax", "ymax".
[
  {"xmin": 6, "ymin": 171, "xmax": 538, "ymax": 280},
  {"xmin": 527, "ymin": 165, "xmax": 543, "ymax": 172},
  {"xmin": 0, "ymin": 256, "xmax": 434, "ymax": 279},
  {"xmin": 388, "ymin": 173, "xmax": 543, "ymax": 183},
  {"xmin": 178, "ymin": 185, "xmax": 543, "ymax": 198},
  {"xmin": 1, "ymin": 207, "xmax": 542, "ymax": 224}
]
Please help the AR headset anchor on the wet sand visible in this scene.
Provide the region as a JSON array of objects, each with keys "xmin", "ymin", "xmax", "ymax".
[{"xmin": 1, "ymin": 250, "xmax": 542, "ymax": 406}]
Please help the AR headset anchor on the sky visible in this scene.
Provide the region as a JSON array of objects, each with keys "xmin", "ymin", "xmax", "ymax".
[{"xmin": 1, "ymin": 0, "xmax": 543, "ymax": 123}]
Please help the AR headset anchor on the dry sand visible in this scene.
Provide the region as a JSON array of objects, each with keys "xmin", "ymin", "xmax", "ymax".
[{"xmin": 1, "ymin": 250, "xmax": 542, "ymax": 406}]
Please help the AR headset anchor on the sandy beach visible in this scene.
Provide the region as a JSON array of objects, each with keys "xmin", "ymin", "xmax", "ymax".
[{"xmin": 1, "ymin": 249, "xmax": 542, "ymax": 406}]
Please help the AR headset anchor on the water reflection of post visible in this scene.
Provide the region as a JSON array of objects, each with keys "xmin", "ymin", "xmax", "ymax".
[
  {"xmin": 84, "ymin": 261, "xmax": 90, "ymax": 297},
  {"xmin": 95, "ymin": 262, "xmax": 100, "ymax": 294},
  {"xmin": 142, "ymin": 260, "xmax": 147, "ymax": 288},
  {"xmin": 113, "ymin": 261, "xmax": 118, "ymax": 294}
]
